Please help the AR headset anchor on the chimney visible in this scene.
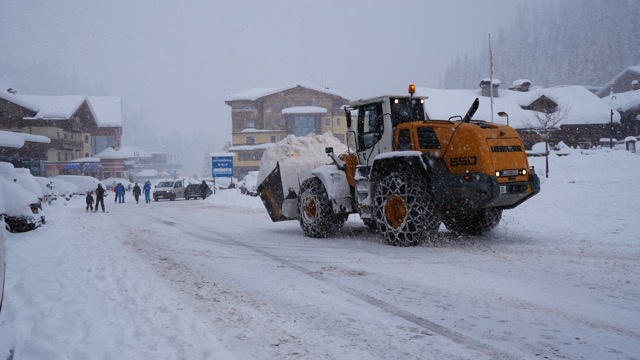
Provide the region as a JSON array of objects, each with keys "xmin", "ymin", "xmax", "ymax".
[
  {"xmin": 479, "ymin": 79, "xmax": 500, "ymax": 97},
  {"xmin": 510, "ymin": 79, "xmax": 532, "ymax": 92}
]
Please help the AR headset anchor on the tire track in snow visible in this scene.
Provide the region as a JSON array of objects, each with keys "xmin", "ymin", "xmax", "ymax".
[{"xmin": 148, "ymin": 211, "xmax": 522, "ymax": 360}]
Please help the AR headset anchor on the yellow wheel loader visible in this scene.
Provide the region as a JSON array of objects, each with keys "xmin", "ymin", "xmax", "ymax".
[{"xmin": 257, "ymin": 85, "xmax": 540, "ymax": 246}]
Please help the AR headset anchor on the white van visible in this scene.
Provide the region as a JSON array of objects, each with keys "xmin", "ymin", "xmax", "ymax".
[{"xmin": 152, "ymin": 179, "xmax": 185, "ymax": 201}]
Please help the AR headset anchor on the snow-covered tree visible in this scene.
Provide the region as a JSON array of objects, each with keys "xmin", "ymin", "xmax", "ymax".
[{"xmin": 522, "ymin": 98, "xmax": 571, "ymax": 178}]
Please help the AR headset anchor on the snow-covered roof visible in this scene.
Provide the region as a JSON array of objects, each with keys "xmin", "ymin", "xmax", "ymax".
[
  {"xmin": 240, "ymin": 128, "xmax": 282, "ymax": 134},
  {"xmin": 1, "ymin": 90, "xmax": 119, "ymax": 127},
  {"xmin": 87, "ymin": 96, "xmax": 122, "ymax": 127},
  {"xmin": 17, "ymin": 95, "xmax": 92, "ymax": 120},
  {"xmin": 228, "ymin": 143, "xmax": 276, "ymax": 151},
  {"xmin": 73, "ymin": 157, "xmax": 100, "ymax": 163},
  {"xmin": 0, "ymin": 130, "xmax": 50, "ymax": 144},
  {"xmin": 604, "ymin": 90, "xmax": 640, "ymax": 112},
  {"xmin": 512, "ymin": 79, "xmax": 532, "ymax": 87},
  {"xmin": 224, "ymin": 83, "xmax": 349, "ymax": 102},
  {"xmin": 119, "ymin": 146, "xmax": 153, "ymax": 158},
  {"xmin": 0, "ymin": 89, "xmax": 39, "ymax": 111},
  {"xmin": 282, "ymin": 106, "xmax": 327, "ymax": 115},
  {"xmin": 0, "ymin": 130, "xmax": 51, "ymax": 148},
  {"xmin": 596, "ymin": 65, "xmax": 640, "ymax": 96},
  {"xmin": 415, "ymin": 85, "xmax": 620, "ymax": 130},
  {"xmin": 94, "ymin": 147, "xmax": 128, "ymax": 159},
  {"xmin": 0, "ymin": 133, "xmax": 25, "ymax": 148},
  {"xmin": 480, "ymin": 78, "xmax": 501, "ymax": 85},
  {"xmin": 209, "ymin": 152, "xmax": 236, "ymax": 157}
]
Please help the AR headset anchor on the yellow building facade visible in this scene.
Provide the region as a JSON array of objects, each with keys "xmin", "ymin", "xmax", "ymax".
[{"xmin": 224, "ymin": 84, "xmax": 350, "ymax": 178}]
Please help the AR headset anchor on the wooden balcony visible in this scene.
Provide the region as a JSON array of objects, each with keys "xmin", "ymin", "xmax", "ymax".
[{"xmin": 50, "ymin": 138, "xmax": 84, "ymax": 151}]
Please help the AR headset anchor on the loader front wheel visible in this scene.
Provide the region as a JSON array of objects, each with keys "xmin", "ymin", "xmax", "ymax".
[
  {"xmin": 298, "ymin": 177, "xmax": 343, "ymax": 238},
  {"xmin": 443, "ymin": 208, "xmax": 503, "ymax": 236},
  {"xmin": 373, "ymin": 173, "xmax": 439, "ymax": 246}
]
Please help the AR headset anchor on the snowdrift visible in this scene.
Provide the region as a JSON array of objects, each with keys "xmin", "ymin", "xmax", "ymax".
[{"xmin": 257, "ymin": 132, "xmax": 347, "ymax": 195}]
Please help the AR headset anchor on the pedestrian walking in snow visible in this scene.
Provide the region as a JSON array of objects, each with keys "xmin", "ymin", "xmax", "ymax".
[
  {"xmin": 95, "ymin": 183, "xmax": 106, "ymax": 212},
  {"xmin": 200, "ymin": 180, "xmax": 209, "ymax": 200},
  {"xmin": 85, "ymin": 191, "xmax": 94, "ymax": 212},
  {"xmin": 143, "ymin": 180, "xmax": 152, "ymax": 203},
  {"xmin": 133, "ymin": 183, "xmax": 141, "ymax": 204},
  {"xmin": 116, "ymin": 182, "xmax": 126, "ymax": 203}
]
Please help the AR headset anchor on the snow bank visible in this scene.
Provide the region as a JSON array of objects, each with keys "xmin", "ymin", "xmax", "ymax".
[{"xmin": 257, "ymin": 133, "xmax": 347, "ymax": 194}]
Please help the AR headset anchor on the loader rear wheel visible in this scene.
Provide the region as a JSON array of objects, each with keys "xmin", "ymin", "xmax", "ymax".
[
  {"xmin": 443, "ymin": 208, "xmax": 503, "ymax": 236},
  {"xmin": 373, "ymin": 173, "xmax": 439, "ymax": 246},
  {"xmin": 298, "ymin": 177, "xmax": 344, "ymax": 238}
]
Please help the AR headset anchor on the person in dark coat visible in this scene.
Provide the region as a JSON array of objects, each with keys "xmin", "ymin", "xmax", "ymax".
[
  {"xmin": 143, "ymin": 180, "xmax": 152, "ymax": 203},
  {"xmin": 95, "ymin": 183, "xmax": 106, "ymax": 212},
  {"xmin": 85, "ymin": 191, "xmax": 94, "ymax": 212},
  {"xmin": 132, "ymin": 183, "xmax": 141, "ymax": 204},
  {"xmin": 200, "ymin": 180, "xmax": 209, "ymax": 200}
]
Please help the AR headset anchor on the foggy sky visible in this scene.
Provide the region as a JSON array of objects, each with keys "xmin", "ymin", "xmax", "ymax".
[{"xmin": 1, "ymin": 0, "xmax": 528, "ymax": 153}]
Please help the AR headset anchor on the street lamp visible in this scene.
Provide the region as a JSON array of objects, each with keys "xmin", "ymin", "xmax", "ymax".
[
  {"xmin": 497, "ymin": 111, "xmax": 509, "ymax": 126},
  {"xmin": 609, "ymin": 96, "xmax": 617, "ymax": 149}
]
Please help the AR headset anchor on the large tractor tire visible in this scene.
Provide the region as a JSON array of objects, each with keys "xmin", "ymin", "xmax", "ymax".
[
  {"xmin": 298, "ymin": 177, "xmax": 344, "ymax": 238},
  {"xmin": 372, "ymin": 172, "xmax": 439, "ymax": 246},
  {"xmin": 443, "ymin": 208, "xmax": 503, "ymax": 236}
]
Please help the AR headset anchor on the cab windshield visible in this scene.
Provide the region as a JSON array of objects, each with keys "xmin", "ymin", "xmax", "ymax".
[{"xmin": 390, "ymin": 97, "xmax": 426, "ymax": 126}]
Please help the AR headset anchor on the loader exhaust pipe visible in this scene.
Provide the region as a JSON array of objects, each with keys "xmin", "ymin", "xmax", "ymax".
[{"xmin": 463, "ymin": 98, "xmax": 479, "ymax": 123}]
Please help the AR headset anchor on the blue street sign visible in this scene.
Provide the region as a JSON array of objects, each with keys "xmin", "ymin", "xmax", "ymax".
[{"xmin": 211, "ymin": 155, "xmax": 234, "ymax": 178}]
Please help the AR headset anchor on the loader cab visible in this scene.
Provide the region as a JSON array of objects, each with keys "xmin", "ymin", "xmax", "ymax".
[{"xmin": 345, "ymin": 92, "xmax": 427, "ymax": 165}]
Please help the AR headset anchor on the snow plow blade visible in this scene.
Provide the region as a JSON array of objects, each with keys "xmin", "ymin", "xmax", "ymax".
[{"xmin": 256, "ymin": 162, "xmax": 298, "ymax": 222}]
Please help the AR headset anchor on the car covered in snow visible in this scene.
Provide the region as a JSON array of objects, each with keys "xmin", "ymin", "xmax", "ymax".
[
  {"xmin": 238, "ymin": 171, "xmax": 259, "ymax": 196},
  {"xmin": 53, "ymin": 175, "xmax": 105, "ymax": 195},
  {"xmin": 153, "ymin": 179, "xmax": 186, "ymax": 201},
  {"xmin": 0, "ymin": 176, "xmax": 44, "ymax": 232},
  {"xmin": 51, "ymin": 178, "xmax": 77, "ymax": 200},
  {"xmin": 0, "ymin": 163, "xmax": 45, "ymax": 232},
  {"xmin": 0, "ymin": 190, "xmax": 5, "ymax": 313}
]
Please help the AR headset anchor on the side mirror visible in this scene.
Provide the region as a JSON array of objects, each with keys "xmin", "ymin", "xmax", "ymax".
[{"xmin": 344, "ymin": 107, "xmax": 352, "ymax": 128}]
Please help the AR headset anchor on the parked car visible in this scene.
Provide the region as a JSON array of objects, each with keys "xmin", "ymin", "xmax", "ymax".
[
  {"xmin": 0, "ymin": 163, "xmax": 45, "ymax": 231},
  {"xmin": 153, "ymin": 179, "xmax": 186, "ymax": 201},
  {"xmin": 0, "ymin": 177, "xmax": 44, "ymax": 232},
  {"xmin": 51, "ymin": 178, "xmax": 77, "ymax": 200},
  {"xmin": 0, "ymin": 192, "xmax": 5, "ymax": 313},
  {"xmin": 238, "ymin": 171, "xmax": 259, "ymax": 196},
  {"xmin": 184, "ymin": 183, "xmax": 212, "ymax": 200},
  {"xmin": 54, "ymin": 175, "xmax": 105, "ymax": 195},
  {"xmin": 33, "ymin": 176, "xmax": 55, "ymax": 203}
]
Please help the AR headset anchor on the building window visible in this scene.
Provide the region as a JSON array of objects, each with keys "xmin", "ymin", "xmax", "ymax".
[
  {"xmin": 57, "ymin": 132, "xmax": 61, "ymax": 139},
  {"xmin": 85, "ymin": 153, "xmax": 90, "ymax": 157},
  {"xmin": 246, "ymin": 136, "xmax": 255, "ymax": 145},
  {"xmin": 84, "ymin": 135, "xmax": 89, "ymax": 143},
  {"xmin": 57, "ymin": 152, "xmax": 61, "ymax": 161},
  {"xmin": 244, "ymin": 119, "xmax": 255, "ymax": 128},
  {"xmin": 324, "ymin": 117, "xmax": 331, "ymax": 126},
  {"xmin": 64, "ymin": 153, "xmax": 68, "ymax": 161},
  {"xmin": 337, "ymin": 118, "xmax": 341, "ymax": 125},
  {"xmin": 270, "ymin": 136, "xmax": 276, "ymax": 143},
  {"xmin": 292, "ymin": 115, "xmax": 316, "ymax": 136}
]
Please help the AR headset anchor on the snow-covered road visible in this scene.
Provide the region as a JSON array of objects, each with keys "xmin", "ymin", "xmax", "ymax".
[{"xmin": 1, "ymin": 151, "xmax": 639, "ymax": 359}]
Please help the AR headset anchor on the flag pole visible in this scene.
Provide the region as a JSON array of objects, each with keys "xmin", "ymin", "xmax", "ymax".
[{"xmin": 489, "ymin": 33, "xmax": 494, "ymax": 123}]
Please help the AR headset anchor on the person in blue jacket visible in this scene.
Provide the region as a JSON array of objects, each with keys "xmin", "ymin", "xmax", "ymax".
[
  {"xmin": 116, "ymin": 182, "xmax": 126, "ymax": 203},
  {"xmin": 143, "ymin": 180, "xmax": 152, "ymax": 203}
]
